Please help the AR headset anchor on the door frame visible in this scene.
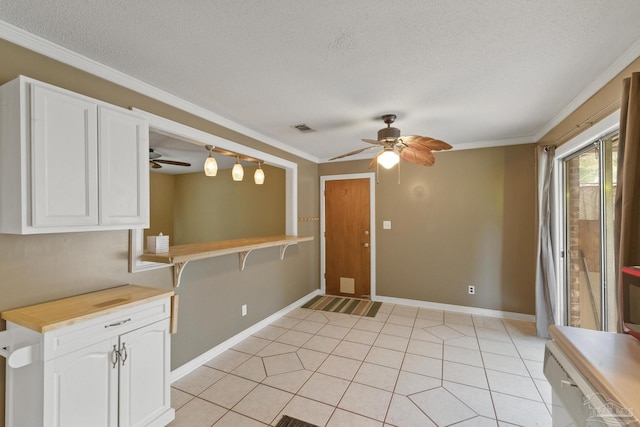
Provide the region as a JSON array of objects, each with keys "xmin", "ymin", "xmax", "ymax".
[
  {"xmin": 320, "ymin": 173, "xmax": 376, "ymax": 299},
  {"xmin": 552, "ymin": 110, "xmax": 619, "ymax": 329}
]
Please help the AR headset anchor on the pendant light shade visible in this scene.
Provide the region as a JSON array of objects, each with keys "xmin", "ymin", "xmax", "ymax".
[
  {"xmin": 254, "ymin": 162, "xmax": 265, "ymax": 185},
  {"xmin": 378, "ymin": 149, "xmax": 400, "ymax": 169},
  {"xmin": 203, "ymin": 146, "xmax": 218, "ymax": 176},
  {"xmin": 232, "ymin": 157, "xmax": 244, "ymax": 181}
]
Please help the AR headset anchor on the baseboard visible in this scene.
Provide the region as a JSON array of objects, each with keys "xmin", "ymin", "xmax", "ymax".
[
  {"xmin": 373, "ymin": 295, "xmax": 536, "ymax": 322},
  {"xmin": 170, "ymin": 289, "xmax": 321, "ymax": 382}
]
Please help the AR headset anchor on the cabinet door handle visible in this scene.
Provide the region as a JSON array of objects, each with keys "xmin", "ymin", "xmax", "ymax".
[
  {"xmin": 120, "ymin": 343, "xmax": 128, "ymax": 366},
  {"xmin": 105, "ymin": 318, "xmax": 131, "ymax": 328},
  {"xmin": 111, "ymin": 345, "xmax": 119, "ymax": 369},
  {"xmin": 561, "ymin": 379, "xmax": 577, "ymax": 388}
]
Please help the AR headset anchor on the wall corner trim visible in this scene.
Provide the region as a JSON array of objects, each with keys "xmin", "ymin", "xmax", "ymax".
[{"xmin": 170, "ymin": 289, "xmax": 321, "ymax": 383}]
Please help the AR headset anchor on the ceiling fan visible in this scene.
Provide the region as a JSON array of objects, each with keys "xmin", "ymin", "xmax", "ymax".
[
  {"xmin": 148, "ymin": 148, "xmax": 191, "ymax": 169},
  {"xmin": 329, "ymin": 114, "xmax": 452, "ymax": 169}
]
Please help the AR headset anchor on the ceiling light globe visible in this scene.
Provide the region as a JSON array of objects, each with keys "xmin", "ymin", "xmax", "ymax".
[
  {"xmin": 232, "ymin": 161, "xmax": 244, "ymax": 181},
  {"xmin": 204, "ymin": 155, "xmax": 218, "ymax": 176},
  {"xmin": 378, "ymin": 150, "xmax": 400, "ymax": 169},
  {"xmin": 254, "ymin": 167, "xmax": 265, "ymax": 185}
]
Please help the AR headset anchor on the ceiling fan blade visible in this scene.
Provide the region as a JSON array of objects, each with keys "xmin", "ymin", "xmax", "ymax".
[
  {"xmin": 154, "ymin": 159, "xmax": 192, "ymax": 167},
  {"xmin": 400, "ymin": 146, "xmax": 436, "ymax": 167},
  {"xmin": 399, "ymin": 135, "xmax": 452, "ymax": 151},
  {"xmin": 362, "ymin": 138, "xmax": 383, "ymax": 145},
  {"xmin": 329, "ymin": 145, "xmax": 379, "ymax": 161},
  {"xmin": 149, "ymin": 160, "xmax": 162, "ymax": 169}
]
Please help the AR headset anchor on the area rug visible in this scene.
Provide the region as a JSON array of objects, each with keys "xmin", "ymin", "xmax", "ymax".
[
  {"xmin": 302, "ymin": 295, "xmax": 382, "ymax": 318},
  {"xmin": 276, "ymin": 415, "xmax": 319, "ymax": 427}
]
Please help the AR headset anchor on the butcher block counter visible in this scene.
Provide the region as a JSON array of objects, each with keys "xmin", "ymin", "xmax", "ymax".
[
  {"xmin": 548, "ymin": 325, "xmax": 640, "ymax": 425},
  {"xmin": 1, "ymin": 284, "xmax": 174, "ymax": 332}
]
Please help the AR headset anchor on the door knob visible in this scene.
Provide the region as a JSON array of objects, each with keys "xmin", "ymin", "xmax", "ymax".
[{"xmin": 363, "ymin": 243, "xmax": 369, "ymax": 248}]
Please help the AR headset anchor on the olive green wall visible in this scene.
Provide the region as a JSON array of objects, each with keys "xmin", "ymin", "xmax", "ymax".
[
  {"xmin": 319, "ymin": 144, "xmax": 537, "ymax": 314},
  {"xmin": 146, "ymin": 165, "xmax": 285, "ymax": 246},
  {"xmin": 173, "ymin": 165, "xmax": 285, "ymax": 244},
  {"xmin": 146, "ymin": 172, "xmax": 175, "ymax": 240},
  {"xmin": 0, "ymin": 40, "xmax": 320, "ymax": 426}
]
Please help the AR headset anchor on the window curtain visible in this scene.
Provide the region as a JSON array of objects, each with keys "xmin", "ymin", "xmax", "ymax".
[
  {"xmin": 614, "ymin": 72, "xmax": 640, "ymax": 333},
  {"xmin": 535, "ymin": 145, "xmax": 557, "ymax": 338}
]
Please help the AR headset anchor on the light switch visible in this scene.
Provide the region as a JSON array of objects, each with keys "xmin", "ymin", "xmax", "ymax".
[{"xmin": 383, "ymin": 220, "xmax": 391, "ymax": 230}]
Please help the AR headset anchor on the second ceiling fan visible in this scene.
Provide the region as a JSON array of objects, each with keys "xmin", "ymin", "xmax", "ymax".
[
  {"xmin": 330, "ymin": 114, "xmax": 452, "ymax": 168},
  {"xmin": 148, "ymin": 148, "xmax": 192, "ymax": 169}
]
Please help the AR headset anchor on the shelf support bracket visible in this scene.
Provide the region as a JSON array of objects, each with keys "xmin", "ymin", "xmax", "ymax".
[
  {"xmin": 279, "ymin": 243, "xmax": 296, "ymax": 260},
  {"xmin": 173, "ymin": 261, "xmax": 189, "ymax": 287},
  {"xmin": 239, "ymin": 250, "xmax": 253, "ymax": 271}
]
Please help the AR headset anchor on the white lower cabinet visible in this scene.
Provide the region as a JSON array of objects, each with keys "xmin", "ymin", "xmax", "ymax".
[
  {"xmin": 48, "ymin": 319, "xmax": 170, "ymax": 427},
  {"xmin": 2, "ymin": 286, "xmax": 174, "ymax": 427},
  {"xmin": 49, "ymin": 337, "xmax": 120, "ymax": 427}
]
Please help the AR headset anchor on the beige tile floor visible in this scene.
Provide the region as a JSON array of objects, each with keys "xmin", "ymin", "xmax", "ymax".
[{"xmin": 169, "ymin": 302, "xmax": 552, "ymax": 427}]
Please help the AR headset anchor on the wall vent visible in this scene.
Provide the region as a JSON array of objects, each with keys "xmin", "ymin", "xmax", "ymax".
[{"xmin": 292, "ymin": 123, "xmax": 316, "ymax": 133}]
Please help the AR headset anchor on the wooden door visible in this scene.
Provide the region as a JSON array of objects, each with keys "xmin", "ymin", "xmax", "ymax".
[{"xmin": 325, "ymin": 178, "xmax": 371, "ymax": 298}]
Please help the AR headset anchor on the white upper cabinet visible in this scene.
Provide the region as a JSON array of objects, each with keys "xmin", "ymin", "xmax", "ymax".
[
  {"xmin": 30, "ymin": 83, "xmax": 100, "ymax": 227},
  {"xmin": 98, "ymin": 105, "xmax": 149, "ymax": 226},
  {"xmin": 0, "ymin": 76, "xmax": 149, "ymax": 234}
]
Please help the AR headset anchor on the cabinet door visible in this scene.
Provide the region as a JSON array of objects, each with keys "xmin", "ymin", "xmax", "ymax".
[
  {"xmin": 119, "ymin": 319, "xmax": 171, "ymax": 427},
  {"xmin": 48, "ymin": 337, "xmax": 119, "ymax": 427},
  {"xmin": 31, "ymin": 84, "xmax": 99, "ymax": 227},
  {"xmin": 98, "ymin": 106, "xmax": 149, "ymax": 227}
]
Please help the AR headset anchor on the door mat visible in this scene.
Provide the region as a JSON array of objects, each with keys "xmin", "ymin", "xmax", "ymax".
[
  {"xmin": 276, "ymin": 415, "xmax": 319, "ymax": 427},
  {"xmin": 302, "ymin": 295, "xmax": 382, "ymax": 318}
]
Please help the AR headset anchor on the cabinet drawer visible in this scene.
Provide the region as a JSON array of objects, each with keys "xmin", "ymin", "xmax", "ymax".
[{"xmin": 44, "ymin": 298, "xmax": 170, "ymax": 360}]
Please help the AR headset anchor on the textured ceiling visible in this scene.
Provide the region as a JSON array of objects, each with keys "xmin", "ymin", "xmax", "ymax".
[{"xmin": 1, "ymin": 1, "xmax": 640, "ymax": 163}]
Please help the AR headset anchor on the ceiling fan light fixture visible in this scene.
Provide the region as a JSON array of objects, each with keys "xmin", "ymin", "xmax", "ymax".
[
  {"xmin": 203, "ymin": 145, "xmax": 218, "ymax": 176},
  {"xmin": 232, "ymin": 157, "xmax": 244, "ymax": 181},
  {"xmin": 378, "ymin": 149, "xmax": 400, "ymax": 169},
  {"xmin": 254, "ymin": 162, "xmax": 265, "ymax": 185}
]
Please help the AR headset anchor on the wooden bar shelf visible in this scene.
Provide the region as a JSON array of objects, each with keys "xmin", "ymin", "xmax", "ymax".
[{"xmin": 140, "ymin": 235, "xmax": 314, "ymax": 287}]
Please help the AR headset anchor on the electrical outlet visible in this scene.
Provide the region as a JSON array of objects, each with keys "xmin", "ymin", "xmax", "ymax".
[
  {"xmin": 468, "ymin": 286, "xmax": 475, "ymax": 295},
  {"xmin": 241, "ymin": 304, "xmax": 247, "ymax": 316}
]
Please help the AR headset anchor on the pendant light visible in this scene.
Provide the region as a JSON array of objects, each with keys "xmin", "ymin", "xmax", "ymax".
[
  {"xmin": 232, "ymin": 157, "xmax": 244, "ymax": 181},
  {"xmin": 254, "ymin": 162, "xmax": 265, "ymax": 185},
  {"xmin": 377, "ymin": 148, "xmax": 400, "ymax": 169},
  {"xmin": 203, "ymin": 145, "xmax": 218, "ymax": 176}
]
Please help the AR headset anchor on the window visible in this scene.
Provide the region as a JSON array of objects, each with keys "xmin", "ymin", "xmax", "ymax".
[{"xmin": 554, "ymin": 111, "xmax": 619, "ymax": 331}]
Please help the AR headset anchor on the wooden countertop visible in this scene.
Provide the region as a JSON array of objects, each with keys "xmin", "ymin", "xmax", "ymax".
[
  {"xmin": 140, "ymin": 235, "xmax": 314, "ymax": 264},
  {"xmin": 549, "ymin": 325, "xmax": 640, "ymax": 420},
  {"xmin": 1, "ymin": 285, "xmax": 173, "ymax": 333}
]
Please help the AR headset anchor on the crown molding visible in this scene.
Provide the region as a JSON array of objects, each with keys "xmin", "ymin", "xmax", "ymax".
[
  {"xmin": 0, "ymin": 20, "xmax": 320, "ymax": 163},
  {"xmin": 534, "ymin": 36, "xmax": 640, "ymax": 142}
]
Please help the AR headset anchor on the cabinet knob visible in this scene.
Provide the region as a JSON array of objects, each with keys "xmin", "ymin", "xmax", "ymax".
[{"xmin": 363, "ymin": 243, "xmax": 369, "ymax": 248}]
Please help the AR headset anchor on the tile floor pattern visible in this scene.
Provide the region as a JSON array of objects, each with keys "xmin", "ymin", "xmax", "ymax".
[{"xmin": 169, "ymin": 302, "xmax": 552, "ymax": 427}]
